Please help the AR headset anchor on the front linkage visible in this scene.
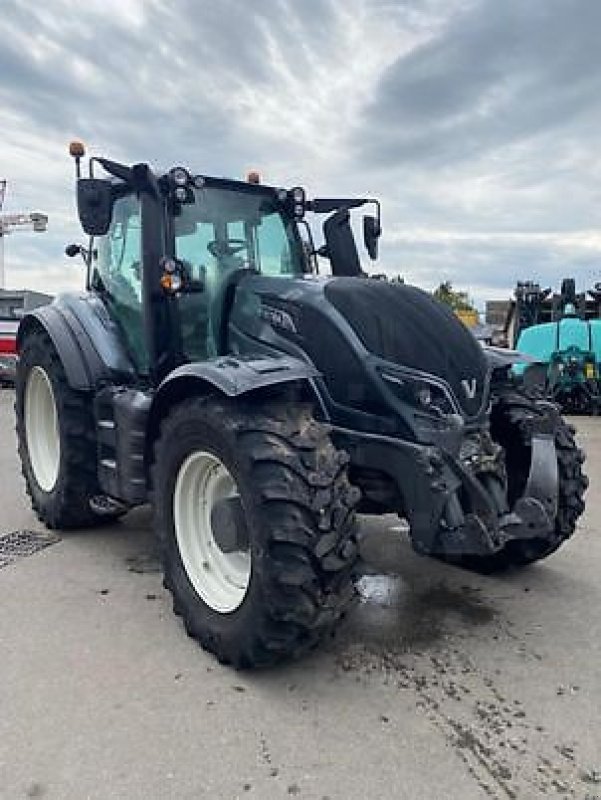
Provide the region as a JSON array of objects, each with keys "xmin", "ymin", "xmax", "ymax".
[
  {"xmin": 435, "ymin": 394, "xmax": 561, "ymax": 556},
  {"xmin": 357, "ymin": 385, "xmax": 587, "ymax": 571}
]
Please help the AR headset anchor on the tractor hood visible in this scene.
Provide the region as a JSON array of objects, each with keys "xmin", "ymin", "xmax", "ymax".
[
  {"xmin": 322, "ymin": 279, "xmax": 489, "ymax": 417},
  {"xmin": 232, "ymin": 275, "xmax": 489, "ymax": 420}
]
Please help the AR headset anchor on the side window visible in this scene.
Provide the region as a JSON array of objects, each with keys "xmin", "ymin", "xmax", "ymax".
[
  {"xmin": 174, "ymin": 217, "xmax": 215, "ymax": 291},
  {"xmin": 94, "ymin": 194, "xmax": 147, "ymax": 371},
  {"xmin": 174, "ymin": 208, "xmax": 217, "ymax": 360},
  {"xmin": 255, "ymin": 212, "xmax": 296, "ymax": 275}
]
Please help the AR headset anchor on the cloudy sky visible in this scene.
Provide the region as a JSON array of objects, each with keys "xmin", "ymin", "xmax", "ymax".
[{"xmin": 1, "ymin": 0, "xmax": 601, "ymax": 308}]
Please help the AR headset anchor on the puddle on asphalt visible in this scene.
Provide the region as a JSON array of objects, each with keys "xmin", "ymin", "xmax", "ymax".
[
  {"xmin": 356, "ymin": 574, "xmax": 405, "ymax": 605},
  {"xmin": 335, "ymin": 519, "xmax": 498, "ymax": 655},
  {"xmin": 340, "ymin": 573, "xmax": 496, "ymax": 653}
]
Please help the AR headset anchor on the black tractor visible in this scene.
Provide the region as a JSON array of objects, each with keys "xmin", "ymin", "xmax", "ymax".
[{"xmin": 15, "ymin": 143, "xmax": 587, "ymax": 667}]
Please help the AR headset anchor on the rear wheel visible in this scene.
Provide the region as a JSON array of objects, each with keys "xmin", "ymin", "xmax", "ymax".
[
  {"xmin": 16, "ymin": 329, "xmax": 122, "ymax": 529},
  {"xmin": 153, "ymin": 394, "xmax": 359, "ymax": 668}
]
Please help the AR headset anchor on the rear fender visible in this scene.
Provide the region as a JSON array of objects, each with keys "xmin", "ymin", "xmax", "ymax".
[
  {"xmin": 17, "ymin": 305, "xmax": 97, "ymax": 389},
  {"xmin": 17, "ymin": 295, "xmax": 136, "ymax": 390}
]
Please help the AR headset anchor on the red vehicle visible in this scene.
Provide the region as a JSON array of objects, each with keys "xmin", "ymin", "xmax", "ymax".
[{"xmin": 0, "ymin": 318, "xmax": 18, "ymax": 385}]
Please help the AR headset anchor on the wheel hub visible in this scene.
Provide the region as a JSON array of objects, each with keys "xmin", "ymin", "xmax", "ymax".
[
  {"xmin": 173, "ymin": 451, "xmax": 251, "ymax": 613},
  {"xmin": 210, "ymin": 496, "xmax": 249, "ymax": 554}
]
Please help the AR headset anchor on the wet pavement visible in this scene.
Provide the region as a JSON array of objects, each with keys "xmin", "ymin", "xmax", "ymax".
[{"xmin": 0, "ymin": 387, "xmax": 600, "ymax": 799}]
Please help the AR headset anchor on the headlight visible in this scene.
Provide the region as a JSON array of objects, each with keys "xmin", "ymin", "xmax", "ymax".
[
  {"xmin": 380, "ymin": 369, "xmax": 456, "ymax": 416},
  {"xmin": 416, "ymin": 386, "xmax": 432, "ymax": 408}
]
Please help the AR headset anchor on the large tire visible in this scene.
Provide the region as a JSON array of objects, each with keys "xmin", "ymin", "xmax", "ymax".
[
  {"xmin": 152, "ymin": 394, "xmax": 359, "ymax": 668},
  {"xmin": 16, "ymin": 329, "xmax": 116, "ymax": 529},
  {"xmin": 447, "ymin": 389, "xmax": 588, "ymax": 574}
]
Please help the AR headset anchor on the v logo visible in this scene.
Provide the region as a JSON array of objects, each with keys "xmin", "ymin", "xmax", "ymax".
[{"xmin": 461, "ymin": 378, "xmax": 477, "ymax": 400}]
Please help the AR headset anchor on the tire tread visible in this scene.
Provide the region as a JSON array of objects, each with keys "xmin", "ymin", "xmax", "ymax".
[{"xmin": 152, "ymin": 395, "xmax": 359, "ymax": 668}]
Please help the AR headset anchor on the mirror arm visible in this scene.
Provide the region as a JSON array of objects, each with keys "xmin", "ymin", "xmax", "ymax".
[
  {"xmin": 92, "ymin": 157, "xmax": 133, "ymax": 184},
  {"xmin": 307, "ymin": 198, "xmax": 367, "ymax": 214}
]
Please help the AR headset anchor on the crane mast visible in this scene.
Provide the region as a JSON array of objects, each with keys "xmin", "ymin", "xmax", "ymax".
[{"xmin": 0, "ymin": 180, "xmax": 48, "ymax": 289}]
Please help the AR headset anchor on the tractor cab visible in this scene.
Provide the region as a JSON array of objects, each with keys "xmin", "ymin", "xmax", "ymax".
[{"xmin": 68, "ymin": 143, "xmax": 381, "ymax": 384}]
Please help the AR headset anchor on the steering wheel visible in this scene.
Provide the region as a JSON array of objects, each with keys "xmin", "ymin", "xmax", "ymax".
[{"xmin": 207, "ymin": 239, "xmax": 247, "ymax": 259}]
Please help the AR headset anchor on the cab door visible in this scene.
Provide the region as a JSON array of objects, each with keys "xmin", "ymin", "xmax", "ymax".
[{"xmin": 92, "ymin": 192, "xmax": 148, "ymax": 373}]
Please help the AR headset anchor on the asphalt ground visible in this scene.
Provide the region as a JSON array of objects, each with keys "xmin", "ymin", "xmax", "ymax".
[{"xmin": 0, "ymin": 387, "xmax": 600, "ymax": 800}]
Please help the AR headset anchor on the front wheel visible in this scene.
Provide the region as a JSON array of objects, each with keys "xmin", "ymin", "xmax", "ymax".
[{"xmin": 152, "ymin": 395, "xmax": 359, "ymax": 668}]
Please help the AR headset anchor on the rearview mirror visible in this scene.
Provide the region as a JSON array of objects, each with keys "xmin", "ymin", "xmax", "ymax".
[
  {"xmin": 65, "ymin": 243, "xmax": 89, "ymax": 266},
  {"xmin": 363, "ymin": 215, "xmax": 381, "ymax": 260},
  {"xmin": 65, "ymin": 244, "xmax": 83, "ymax": 258},
  {"xmin": 323, "ymin": 209, "xmax": 362, "ymax": 277},
  {"xmin": 76, "ymin": 178, "xmax": 114, "ymax": 236}
]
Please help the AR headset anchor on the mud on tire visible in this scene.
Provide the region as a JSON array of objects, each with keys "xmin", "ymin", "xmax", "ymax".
[
  {"xmin": 152, "ymin": 394, "xmax": 359, "ymax": 668},
  {"xmin": 16, "ymin": 329, "xmax": 116, "ymax": 529}
]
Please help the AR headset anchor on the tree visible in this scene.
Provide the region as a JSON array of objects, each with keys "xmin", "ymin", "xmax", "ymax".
[{"xmin": 432, "ymin": 281, "xmax": 475, "ymax": 312}]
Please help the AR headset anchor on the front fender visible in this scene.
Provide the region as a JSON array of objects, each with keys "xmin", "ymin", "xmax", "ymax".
[
  {"xmin": 160, "ymin": 355, "xmax": 319, "ymax": 397},
  {"xmin": 146, "ymin": 355, "xmax": 321, "ymax": 461}
]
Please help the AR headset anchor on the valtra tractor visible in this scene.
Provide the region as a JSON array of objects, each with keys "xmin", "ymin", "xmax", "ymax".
[{"xmin": 15, "ymin": 143, "xmax": 587, "ymax": 667}]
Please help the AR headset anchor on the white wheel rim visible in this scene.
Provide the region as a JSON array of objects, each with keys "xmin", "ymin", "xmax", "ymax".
[
  {"xmin": 173, "ymin": 451, "xmax": 251, "ymax": 613},
  {"xmin": 25, "ymin": 366, "xmax": 60, "ymax": 492}
]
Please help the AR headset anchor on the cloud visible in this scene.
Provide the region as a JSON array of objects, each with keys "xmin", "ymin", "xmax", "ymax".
[
  {"xmin": 360, "ymin": 0, "xmax": 601, "ymax": 166},
  {"xmin": 1, "ymin": 0, "xmax": 600, "ymax": 305}
]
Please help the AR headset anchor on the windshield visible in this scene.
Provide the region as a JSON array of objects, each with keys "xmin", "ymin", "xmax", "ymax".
[
  {"xmin": 171, "ymin": 185, "xmax": 305, "ymax": 362},
  {"xmin": 174, "ymin": 185, "xmax": 305, "ymax": 286}
]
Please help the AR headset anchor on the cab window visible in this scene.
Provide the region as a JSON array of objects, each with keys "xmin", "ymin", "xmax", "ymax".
[
  {"xmin": 94, "ymin": 193, "xmax": 148, "ymax": 371},
  {"xmin": 173, "ymin": 186, "xmax": 304, "ymax": 361}
]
